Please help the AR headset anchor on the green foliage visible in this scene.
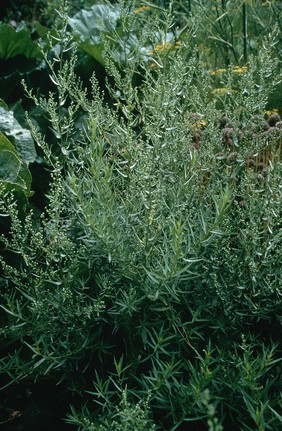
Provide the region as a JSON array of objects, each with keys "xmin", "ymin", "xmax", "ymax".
[
  {"xmin": 0, "ymin": 23, "xmax": 41, "ymax": 59},
  {"xmin": 66, "ymin": 390, "xmax": 156, "ymax": 431},
  {"xmin": 68, "ymin": 3, "xmax": 121, "ymax": 65},
  {"xmin": 0, "ymin": 102, "xmax": 35, "ymax": 198},
  {"xmin": 0, "ymin": 170, "xmax": 104, "ymax": 385},
  {"xmin": 0, "ymin": 104, "xmax": 37, "ymax": 164},
  {"xmin": 0, "ymin": 131, "xmax": 33, "ymax": 197},
  {"xmin": 171, "ymin": 0, "xmax": 282, "ymax": 65},
  {"xmin": 0, "ymin": 1, "xmax": 282, "ymax": 430}
]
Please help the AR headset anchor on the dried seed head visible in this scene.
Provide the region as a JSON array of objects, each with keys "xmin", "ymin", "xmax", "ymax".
[
  {"xmin": 222, "ymin": 127, "xmax": 234, "ymax": 139},
  {"xmin": 192, "ymin": 131, "xmax": 201, "ymax": 149},
  {"xmin": 267, "ymin": 113, "xmax": 281, "ymax": 127},
  {"xmin": 262, "ymin": 127, "xmax": 281, "ymax": 139},
  {"xmin": 219, "ymin": 116, "xmax": 229, "ymax": 128},
  {"xmin": 257, "ymin": 173, "xmax": 265, "ymax": 182},
  {"xmin": 227, "ymin": 151, "xmax": 238, "ymax": 163},
  {"xmin": 222, "ymin": 127, "xmax": 234, "ymax": 147}
]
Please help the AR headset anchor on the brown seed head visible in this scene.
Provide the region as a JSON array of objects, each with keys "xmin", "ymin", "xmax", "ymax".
[{"xmin": 267, "ymin": 113, "xmax": 281, "ymax": 127}]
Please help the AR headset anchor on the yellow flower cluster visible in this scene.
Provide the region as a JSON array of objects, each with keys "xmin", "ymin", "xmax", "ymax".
[
  {"xmin": 148, "ymin": 41, "xmax": 181, "ymax": 55},
  {"xmin": 210, "ymin": 65, "xmax": 248, "ymax": 76},
  {"xmin": 188, "ymin": 113, "xmax": 207, "ymax": 131},
  {"xmin": 192, "ymin": 119, "xmax": 207, "ymax": 129},
  {"xmin": 134, "ymin": 5, "xmax": 151, "ymax": 14},
  {"xmin": 265, "ymin": 108, "xmax": 279, "ymax": 116},
  {"xmin": 210, "ymin": 68, "xmax": 226, "ymax": 76},
  {"xmin": 233, "ymin": 65, "xmax": 248, "ymax": 73}
]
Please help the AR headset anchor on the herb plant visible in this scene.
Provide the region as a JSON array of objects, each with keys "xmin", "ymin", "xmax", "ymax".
[{"xmin": 0, "ymin": 1, "xmax": 281, "ymax": 430}]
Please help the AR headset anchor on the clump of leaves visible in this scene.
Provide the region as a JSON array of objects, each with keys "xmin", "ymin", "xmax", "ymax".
[{"xmin": 66, "ymin": 390, "xmax": 156, "ymax": 431}]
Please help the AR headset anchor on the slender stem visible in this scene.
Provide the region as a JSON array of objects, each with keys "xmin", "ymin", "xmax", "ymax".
[
  {"xmin": 188, "ymin": 0, "xmax": 192, "ymax": 14},
  {"xmin": 243, "ymin": 3, "xmax": 248, "ymax": 63},
  {"xmin": 219, "ymin": 0, "xmax": 230, "ymax": 66}
]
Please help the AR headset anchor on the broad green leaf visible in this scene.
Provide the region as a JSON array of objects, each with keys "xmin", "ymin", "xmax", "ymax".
[
  {"xmin": 0, "ymin": 99, "xmax": 8, "ymax": 110},
  {"xmin": 68, "ymin": 5, "xmax": 120, "ymax": 44},
  {"xmin": 79, "ymin": 41, "xmax": 105, "ymax": 65},
  {"xmin": 0, "ymin": 24, "xmax": 41, "ymax": 59},
  {"xmin": 0, "ymin": 130, "xmax": 20, "ymax": 155},
  {"xmin": 35, "ymin": 22, "xmax": 51, "ymax": 38},
  {"xmin": 68, "ymin": 4, "xmax": 120, "ymax": 64},
  {"xmin": 0, "ymin": 150, "xmax": 21, "ymax": 183},
  {"xmin": 0, "ymin": 131, "xmax": 33, "ymax": 197},
  {"xmin": 0, "ymin": 107, "xmax": 36, "ymax": 164}
]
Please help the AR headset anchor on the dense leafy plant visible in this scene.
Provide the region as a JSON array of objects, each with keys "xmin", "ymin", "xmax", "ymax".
[{"xmin": 0, "ymin": 1, "xmax": 281, "ymax": 430}]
